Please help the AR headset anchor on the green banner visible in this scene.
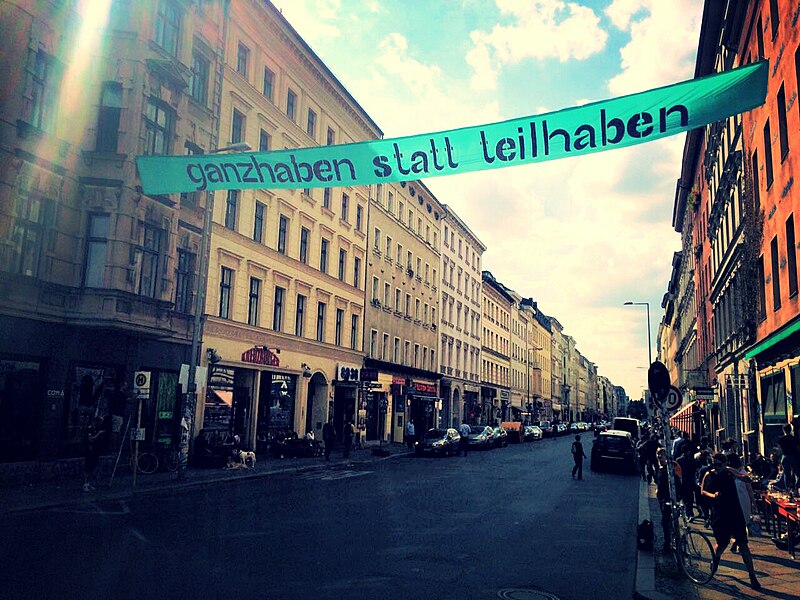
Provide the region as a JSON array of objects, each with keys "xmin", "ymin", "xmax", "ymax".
[{"xmin": 137, "ymin": 61, "xmax": 767, "ymax": 195}]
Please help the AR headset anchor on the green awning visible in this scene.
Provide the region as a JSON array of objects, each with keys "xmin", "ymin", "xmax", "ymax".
[{"xmin": 744, "ymin": 316, "xmax": 800, "ymax": 360}]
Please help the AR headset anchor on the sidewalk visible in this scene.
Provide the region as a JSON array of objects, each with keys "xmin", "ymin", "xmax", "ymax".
[
  {"xmin": 635, "ymin": 479, "xmax": 800, "ymax": 599},
  {"xmin": 0, "ymin": 443, "xmax": 409, "ymax": 516}
]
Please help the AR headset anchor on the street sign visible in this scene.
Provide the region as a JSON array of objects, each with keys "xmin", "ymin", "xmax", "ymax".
[
  {"xmin": 133, "ymin": 371, "xmax": 151, "ymax": 393},
  {"xmin": 648, "ymin": 361, "xmax": 671, "ymax": 404},
  {"xmin": 664, "ymin": 385, "xmax": 683, "ymax": 412}
]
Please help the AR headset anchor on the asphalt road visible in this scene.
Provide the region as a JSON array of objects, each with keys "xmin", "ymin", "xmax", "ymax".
[{"xmin": 1, "ymin": 436, "xmax": 639, "ymax": 600}]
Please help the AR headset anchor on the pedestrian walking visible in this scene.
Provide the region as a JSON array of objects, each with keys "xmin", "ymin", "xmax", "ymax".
[
  {"xmin": 459, "ymin": 422, "xmax": 471, "ymax": 456},
  {"xmin": 643, "ymin": 433, "xmax": 660, "ymax": 484},
  {"xmin": 701, "ymin": 452, "xmax": 762, "ymax": 590},
  {"xmin": 727, "ymin": 453, "xmax": 755, "ymax": 554},
  {"xmin": 322, "ymin": 419, "xmax": 336, "ymax": 461},
  {"xmin": 82, "ymin": 416, "xmax": 105, "ymax": 492},
  {"xmin": 571, "ymin": 434, "xmax": 587, "ymax": 480},
  {"xmin": 405, "ymin": 419, "xmax": 415, "ymax": 450},
  {"xmin": 676, "ymin": 444, "xmax": 698, "ymax": 517},
  {"xmin": 342, "ymin": 420, "xmax": 354, "ymax": 460}
]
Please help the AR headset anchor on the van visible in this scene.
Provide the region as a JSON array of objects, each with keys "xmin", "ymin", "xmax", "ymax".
[{"xmin": 612, "ymin": 417, "xmax": 641, "ymax": 441}]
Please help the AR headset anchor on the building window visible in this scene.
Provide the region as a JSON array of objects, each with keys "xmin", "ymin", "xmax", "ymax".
[
  {"xmin": 356, "ymin": 205, "xmax": 363, "ymax": 231},
  {"xmin": 253, "ymin": 202, "xmax": 265, "ymax": 243},
  {"xmin": 335, "ymin": 309, "xmax": 344, "ymax": 346},
  {"xmin": 248, "ymin": 277, "xmax": 261, "ymax": 326},
  {"xmin": 374, "ymin": 228, "xmax": 381, "ymax": 250},
  {"xmin": 236, "ymin": 42, "xmax": 249, "ymax": 77},
  {"xmin": 295, "ymin": 294, "xmax": 306, "ymax": 337},
  {"xmin": 231, "ymin": 109, "xmax": 245, "ymax": 144},
  {"xmin": 190, "ymin": 51, "xmax": 209, "ymax": 106},
  {"xmin": 273, "ymin": 286, "xmax": 285, "ymax": 331},
  {"xmin": 787, "ymin": 215, "xmax": 798, "ymax": 298},
  {"xmin": 143, "ymin": 97, "xmax": 173, "ymax": 155},
  {"xmin": 320, "ymin": 238, "xmax": 329, "ymax": 273},
  {"xmin": 84, "ymin": 213, "xmax": 108, "ymax": 286},
  {"xmin": 382, "ymin": 333, "xmax": 390, "ymax": 360},
  {"xmin": 299, "ymin": 227, "xmax": 309, "ymax": 264},
  {"xmin": 341, "ymin": 193, "xmax": 349, "ymax": 222},
  {"xmin": 175, "ymin": 249, "xmax": 195, "ymax": 314},
  {"xmin": 752, "ymin": 151, "xmax": 760, "ymax": 206},
  {"xmin": 353, "ymin": 256, "xmax": 361, "ymax": 289},
  {"xmin": 263, "ymin": 67, "xmax": 274, "ymax": 101},
  {"xmin": 225, "ymin": 190, "xmax": 238, "ymax": 230},
  {"xmin": 219, "ymin": 267, "xmax": 233, "ymax": 318},
  {"xmin": 370, "ymin": 330, "xmax": 378, "ymax": 358},
  {"xmin": 384, "ymin": 282, "xmax": 390, "ymax": 305},
  {"xmin": 323, "ymin": 188, "xmax": 331, "ymax": 209},
  {"xmin": 28, "ymin": 49, "xmax": 58, "ymax": 131},
  {"xmin": 372, "ymin": 276, "xmax": 379, "ymax": 302},
  {"xmin": 307, "ymin": 109, "xmax": 317, "ymax": 139},
  {"xmin": 96, "ymin": 82, "xmax": 122, "ymax": 152},
  {"xmin": 404, "ymin": 341, "xmax": 410, "ymax": 365},
  {"xmin": 778, "ymin": 84, "xmax": 789, "ymax": 160},
  {"xmin": 757, "ymin": 255, "xmax": 767, "ymax": 321},
  {"xmin": 796, "ymin": 47, "xmax": 800, "ymax": 120},
  {"xmin": 138, "ymin": 225, "xmax": 163, "ymax": 298},
  {"xmin": 771, "ymin": 235, "xmax": 781, "ymax": 310},
  {"xmin": 338, "ymin": 249, "xmax": 346, "ymax": 281},
  {"xmin": 259, "ymin": 129, "xmax": 271, "ymax": 152},
  {"xmin": 764, "ymin": 120, "xmax": 774, "ymax": 189},
  {"xmin": 286, "ymin": 89, "xmax": 297, "ymax": 121},
  {"xmin": 326, "ymin": 127, "xmax": 335, "ymax": 145},
  {"xmin": 155, "ymin": 0, "xmax": 181, "ymax": 57},
  {"xmin": 388, "ymin": 191, "xmax": 394, "ymax": 213},
  {"xmin": 278, "ymin": 215, "xmax": 288, "ymax": 254},
  {"xmin": 405, "ymin": 293, "xmax": 411, "ymax": 316},
  {"xmin": 395, "ymin": 288, "xmax": 401, "ymax": 311},
  {"xmin": 394, "ymin": 337, "xmax": 400, "ymax": 363},
  {"xmin": 386, "ymin": 236, "xmax": 392, "ymax": 257},
  {"xmin": 316, "ymin": 302, "xmax": 326, "ymax": 342},
  {"xmin": 180, "ymin": 144, "xmax": 201, "ymax": 206},
  {"xmin": 769, "ymin": 0, "xmax": 779, "ymax": 38},
  {"xmin": 351, "ymin": 315, "xmax": 359, "ymax": 350}
]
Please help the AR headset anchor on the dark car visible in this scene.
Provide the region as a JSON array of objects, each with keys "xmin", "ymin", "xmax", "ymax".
[
  {"xmin": 192, "ymin": 426, "xmax": 237, "ymax": 467},
  {"xmin": 466, "ymin": 425, "xmax": 494, "ymax": 449},
  {"xmin": 415, "ymin": 428, "xmax": 461, "ymax": 456},
  {"xmin": 591, "ymin": 430, "xmax": 638, "ymax": 474},
  {"xmin": 491, "ymin": 426, "xmax": 509, "ymax": 448}
]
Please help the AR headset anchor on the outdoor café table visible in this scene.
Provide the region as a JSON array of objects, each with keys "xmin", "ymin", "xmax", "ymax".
[{"xmin": 763, "ymin": 492, "xmax": 798, "ymax": 559}]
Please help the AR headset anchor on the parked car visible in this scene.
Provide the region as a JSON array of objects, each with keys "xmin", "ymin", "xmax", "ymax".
[
  {"xmin": 538, "ymin": 421, "xmax": 553, "ymax": 437},
  {"xmin": 555, "ymin": 423, "xmax": 568, "ymax": 436},
  {"xmin": 415, "ymin": 428, "xmax": 461, "ymax": 456},
  {"xmin": 569, "ymin": 422, "xmax": 581, "ymax": 432},
  {"xmin": 491, "ymin": 426, "xmax": 509, "ymax": 448},
  {"xmin": 192, "ymin": 426, "xmax": 237, "ymax": 468},
  {"xmin": 591, "ymin": 430, "xmax": 638, "ymax": 474},
  {"xmin": 466, "ymin": 425, "xmax": 494, "ymax": 450},
  {"xmin": 524, "ymin": 425, "xmax": 543, "ymax": 441}
]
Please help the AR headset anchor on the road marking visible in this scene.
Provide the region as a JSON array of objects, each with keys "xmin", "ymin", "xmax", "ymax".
[
  {"xmin": 49, "ymin": 500, "xmax": 130, "ymax": 515},
  {"xmin": 299, "ymin": 469, "xmax": 373, "ymax": 482}
]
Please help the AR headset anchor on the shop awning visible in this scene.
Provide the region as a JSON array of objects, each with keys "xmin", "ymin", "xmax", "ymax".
[{"xmin": 744, "ymin": 316, "xmax": 800, "ymax": 360}]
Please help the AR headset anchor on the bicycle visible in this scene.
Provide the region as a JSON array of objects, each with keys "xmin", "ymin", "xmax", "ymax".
[
  {"xmin": 667, "ymin": 499, "xmax": 716, "ymax": 585},
  {"xmin": 129, "ymin": 443, "xmax": 180, "ymax": 474}
]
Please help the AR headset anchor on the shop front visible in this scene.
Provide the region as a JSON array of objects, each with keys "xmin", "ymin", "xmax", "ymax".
[
  {"xmin": 333, "ymin": 362, "xmax": 361, "ymax": 442},
  {"xmin": 406, "ymin": 379, "xmax": 438, "ymax": 433}
]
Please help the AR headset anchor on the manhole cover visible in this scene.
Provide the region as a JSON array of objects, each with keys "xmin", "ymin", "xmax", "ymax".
[{"xmin": 497, "ymin": 589, "xmax": 560, "ymax": 600}]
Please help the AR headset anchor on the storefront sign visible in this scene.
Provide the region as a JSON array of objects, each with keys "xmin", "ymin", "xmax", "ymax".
[
  {"xmin": 412, "ymin": 382, "xmax": 437, "ymax": 396},
  {"xmin": 336, "ymin": 363, "xmax": 362, "ymax": 382},
  {"xmin": 137, "ymin": 62, "xmax": 767, "ymax": 195},
  {"xmin": 241, "ymin": 346, "xmax": 280, "ymax": 366},
  {"xmin": 47, "ymin": 389, "xmax": 65, "ymax": 398}
]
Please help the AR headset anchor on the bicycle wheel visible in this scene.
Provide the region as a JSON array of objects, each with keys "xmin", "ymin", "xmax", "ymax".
[
  {"xmin": 163, "ymin": 449, "xmax": 180, "ymax": 472},
  {"xmin": 679, "ymin": 529, "xmax": 716, "ymax": 584},
  {"xmin": 136, "ymin": 452, "xmax": 159, "ymax": 474}
]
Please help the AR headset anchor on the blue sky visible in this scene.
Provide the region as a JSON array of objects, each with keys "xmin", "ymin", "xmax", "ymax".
[{"xmin": 272, "ymin": 0, "xmax": 706, "ymax": 400}]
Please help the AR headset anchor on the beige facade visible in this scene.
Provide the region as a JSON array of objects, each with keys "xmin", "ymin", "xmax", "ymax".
[
  {"xmin": 365, "ymin": 180, "xmax": 443, "ymax": 441},
  {"xmin": 199, "ymin": 0, "xmax": 381, "ymax": 448},
  {"xmin": 481, "ymin": 271, "xmax": 512, "ymax": 423},
  {"xmin": 549, "ymin": 318, "xmax": 566, "ymax": 421},
  {"xmin": 0, "ymin": 0, "xmax": 225, "ymax": 461},
  {"xmin": 439, "ymin": 206, "xmax": 485, "ymax": 427},
  {"xmin": 528, "ymin": 307, "xmax": 553, "ymax": 420},
  {"xmin": 508, "ymin": 291, "xmax": 529, "ymax": 418}
]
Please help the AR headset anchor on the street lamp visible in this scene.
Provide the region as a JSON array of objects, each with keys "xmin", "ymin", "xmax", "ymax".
[
  {"xmin": 178, "ymin": 142, "xmax": 252, "ymax": 481},
  {"xmin": 623, "ymin": 301, "xmax": 652, "ymax": 366}
]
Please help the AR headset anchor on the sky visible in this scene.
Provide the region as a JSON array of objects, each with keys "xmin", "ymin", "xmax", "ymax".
[{"xmin": 270, "ymin": 0, "xmax": 706, "ymax": 401}]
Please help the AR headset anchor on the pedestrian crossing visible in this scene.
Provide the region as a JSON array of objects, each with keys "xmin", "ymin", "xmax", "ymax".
[{"xmin": 297, "ymin": 468, "xmax": 373, "ymax": 482}]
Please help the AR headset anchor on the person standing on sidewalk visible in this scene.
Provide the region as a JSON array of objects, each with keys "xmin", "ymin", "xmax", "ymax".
[
  {"xmin": 342, "ymin": 420, "xmax": 354, "ymax": 461},
  {"xmin": 459, "ymin": 422, "xmax": 471, "ymax": 456},
  {"xmin": 405, "ymin": 419, "xmax": 415, "ymax": 451},
  {"xmin": 571, "ymin": 434, "xmax": 586, "ymax": 480},
  {"xmin": 776, "ymin": 423, "xmax": 799, "ymax": 492},
  {"xmin": 701, "ymin": 452, "xmax": 762, "ymax": 591},
  {"xmin": 655, "ymin": 448, "xmax": 673, "ymax": 551},
  {"xmin": 322, "ymin": 419, "xmax": 336, "ymax": 461},
  {"xmin": 82, "ymin": 416, "xmax": 105, "ymax": 492}
]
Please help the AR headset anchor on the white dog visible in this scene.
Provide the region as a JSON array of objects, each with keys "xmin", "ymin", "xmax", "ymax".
[{"xmin": 239, "ymin": 450, "xmax": 256, "ymax": 468}]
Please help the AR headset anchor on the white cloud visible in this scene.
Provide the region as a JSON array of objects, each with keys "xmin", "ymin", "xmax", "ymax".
[
  {"xmin": 271, "ymin": 0, "xmax": 342, "ymax": 43},
  {"xmin": 467, "ymin": 0, "xmax": 609, "ymax": 90},
  {"xmin": 606, "ymin": 0, "xmax": 704, "ymax": 94}
]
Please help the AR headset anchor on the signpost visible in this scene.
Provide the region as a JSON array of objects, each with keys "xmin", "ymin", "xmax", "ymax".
[{"xmin": 132, "ymin": 371, "xmax": 151, "ymax": 488}]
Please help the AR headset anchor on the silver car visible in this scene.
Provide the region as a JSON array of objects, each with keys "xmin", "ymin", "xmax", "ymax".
[{"xmin": 466, "ymin": 425, "xmax": 494, "ymax": 449}]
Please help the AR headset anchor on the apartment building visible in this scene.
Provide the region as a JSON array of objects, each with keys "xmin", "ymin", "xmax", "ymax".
[
  {"xmin": 480, "ymin": 271, "xmax": 512, "ymax": 424},
  {"xmin": 439, "ymin": 205, "xmax": 485, "ymax": 428},
  {"xmin": 364, "ymin": 180, "xmax": 442, "ymax": 442},
  {"xmin": 0, "ymin": 0, "xmax": 224, "ymax": 465},
  {"xmin": 548, "ymin": 317, "xmax": 566, "ymax": 423},
  {"xmin": 199, "ymin": 0, "xmax": 382, "ymax": 448}
]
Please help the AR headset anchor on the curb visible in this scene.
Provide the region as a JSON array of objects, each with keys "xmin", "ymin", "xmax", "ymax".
[
  {"xmin": 1, "ymin": 449, "xmax": 410, "ymax": 516},
  {"xmin": 634, "ymin": 478, "xmax": 674, "ymax": 600}
]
